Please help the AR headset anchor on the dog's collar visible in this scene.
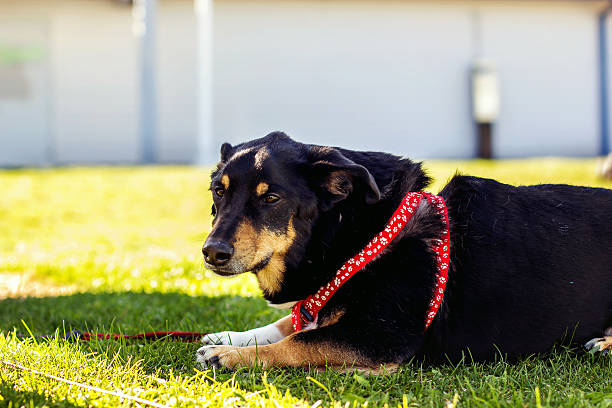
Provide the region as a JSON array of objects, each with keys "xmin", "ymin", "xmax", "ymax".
[{"xmin": 291, "ymin": 191, "xmax": 450, "ymax": 332}]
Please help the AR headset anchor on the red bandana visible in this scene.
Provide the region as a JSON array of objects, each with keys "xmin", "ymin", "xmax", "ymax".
[{"xmin": 291, "ymin": 191, "xmax": 450, "ymax": 332}]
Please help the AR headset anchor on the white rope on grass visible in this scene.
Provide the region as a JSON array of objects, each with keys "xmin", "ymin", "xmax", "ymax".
[{"xmin": 0, "ymin": 359, "xmax": 171, "ymax": 408}]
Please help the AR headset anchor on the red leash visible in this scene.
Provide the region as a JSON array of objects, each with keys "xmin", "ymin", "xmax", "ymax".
[
  {"xmin": 78, "ymin": 331, "xmax": 207, "ymax": 342},
  {"xmin": 15, "ymin": 330, "xmax": 208, "ymax": 343}
]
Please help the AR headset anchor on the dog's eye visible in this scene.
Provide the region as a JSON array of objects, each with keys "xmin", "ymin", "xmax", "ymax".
[
  {"xmin": 263, "ymin": 194, "xmax": 280, "ymax": 204},
  {"xmin": 215, "ymin": 188, "xmax": 225, "ymax": 198}
]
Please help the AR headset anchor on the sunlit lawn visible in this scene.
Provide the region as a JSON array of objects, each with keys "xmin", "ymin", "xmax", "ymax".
[{"xmin": 1, "ymin": 159, "xmax": 611, "ymax": 407}]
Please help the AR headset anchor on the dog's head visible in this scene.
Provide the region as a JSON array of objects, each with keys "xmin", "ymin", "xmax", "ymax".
[{"xmin": 202, "ymin": 132, "xmax": 381, "ymax": 297}]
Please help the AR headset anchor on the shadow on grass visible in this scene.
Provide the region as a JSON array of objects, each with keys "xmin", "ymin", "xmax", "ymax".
[
  {"xmin": 0, "ymin": 291, "xmax": 286, "ymax": 376},
  {"xmin": 3, "ymin": 293, "xmax": 612, "ymax": 407}
]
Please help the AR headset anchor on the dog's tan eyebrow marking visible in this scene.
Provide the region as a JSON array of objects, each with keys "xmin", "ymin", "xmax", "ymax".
[
  {"xmin": 221, "ymin": 175, "xmax": 230, "ymax": 189},
  {"xmin": 254, "ymin": 147, "xmax": 270, "ymax": 170},
  {"xmin": 256, "ymin": 182, "xmax": 269, "ymax": 196}
]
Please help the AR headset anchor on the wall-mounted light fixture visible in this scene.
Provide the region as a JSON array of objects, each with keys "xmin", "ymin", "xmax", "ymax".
[{"xmin": 472, "ymin": 59, "xmax": 500, "ymax": 159}]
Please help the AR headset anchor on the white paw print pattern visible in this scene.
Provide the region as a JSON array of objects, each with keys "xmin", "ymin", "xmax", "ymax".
[{"xmin": 421, "ymin": 192, "xmax": 451, "ymax": 330}]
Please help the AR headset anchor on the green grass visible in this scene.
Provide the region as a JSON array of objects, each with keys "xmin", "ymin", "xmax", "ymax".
[{"xmin": 1, "ymin": 160, "xmax": 611, "ymax": 408}]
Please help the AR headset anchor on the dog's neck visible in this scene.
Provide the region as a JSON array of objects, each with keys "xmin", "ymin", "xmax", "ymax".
[{"xmin": 266, "ymin": 157, "xmax": 432, "ymax": 305}]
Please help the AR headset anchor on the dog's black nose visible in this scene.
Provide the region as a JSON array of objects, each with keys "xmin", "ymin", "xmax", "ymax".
[{"xmin": 202, "ymin": 240, "xmax": 234, "ymax": 266}]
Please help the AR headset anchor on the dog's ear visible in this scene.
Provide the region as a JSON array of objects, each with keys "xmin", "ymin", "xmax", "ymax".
[
  {"xmin": 309, "ymin": 147, "xmax": 381, "ymax": 211},
  {"xmin": 220, "ymin": 143, "xmax": 233, "ymax": 162}
]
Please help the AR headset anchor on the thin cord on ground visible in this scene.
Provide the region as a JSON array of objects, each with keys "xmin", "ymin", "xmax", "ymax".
[{"xmin": 0, "ymin": 359, "xmax": 171, "ymax": 408}]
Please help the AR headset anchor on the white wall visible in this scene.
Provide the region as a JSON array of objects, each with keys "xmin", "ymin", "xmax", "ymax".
[
  {"xmin": 214, "ymin": 1, "xmax": 475, "ymax": 158},
  {"xmin": 479, "ymin": 2, "xmax": 600, "ymax": 157},
  {"xmin": 157, "ymin": 1, "xmax": 198, "ymax": 163},
  {"xmin": 0, "ymin": 0, "xmax": 609, "ymax": 165},
  {"xmin": 0, "ymin": 5, "xmax": 50, "ymax": 166},
  {"xmin": 0, "ymin": 0, "xmax": 198, "ymax": 165},
  {"xmin": 214, "ymin": 0, "xmax": 606, "ymax": 159},
  {"xmin": 50, "ymin": 0, "xmax": 140, "ymax": 164}
]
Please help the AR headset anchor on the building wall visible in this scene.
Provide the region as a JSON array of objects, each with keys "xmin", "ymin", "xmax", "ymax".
[
  {"xmin": 214, "ymin": 0, "xmax": 606, "ymax": 159},
  {"xmin": 0, "ymin": 0, "xmax": 198, "ymax": 166},
  {"xmin": 0, "ymin": 3, "xmax": 51, "ymax": 166},
  {"xmin": 50, "ymin": 1, "xmax": 140, "ymax": 164},
  {"xmin": 0, "ymin": 0, "xmax": 610, "ymax": 166},
  {"xmin": 157, "ymin": 2, "xmax": 198, "ymax": 163},
  {"xmin": 214, "ymin": 1, "xmax": 475, "ymax": 159},
  {"xmin": 479, "ymin": 3, "xmax": 600, "ymax": 157}
]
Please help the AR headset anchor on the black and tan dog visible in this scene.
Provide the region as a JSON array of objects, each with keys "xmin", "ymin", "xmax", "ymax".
[{"xmin": 196, "ymin": 132, "xmax": 612, "ymax": 372}]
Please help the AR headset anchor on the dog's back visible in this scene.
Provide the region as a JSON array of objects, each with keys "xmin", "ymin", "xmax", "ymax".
[{"xmin": 432, "ymin": 176, "xmax": 612, "ymax": 359}]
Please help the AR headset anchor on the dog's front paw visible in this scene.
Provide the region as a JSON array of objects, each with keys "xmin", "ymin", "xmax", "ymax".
[
  {"xmin": 585, "ymin": 336, "xmax": 612, "ymax": 355},
  {"xmin": 202, "ymin": 329, "xmax": 271, "ymax": 347},
  {"xmin": 202, "ymin": 331, "xmax": 238, "ymax": 346},
  {"xmin": 196, "ymin": 345, "xmax": 245, "ymax": 369}
]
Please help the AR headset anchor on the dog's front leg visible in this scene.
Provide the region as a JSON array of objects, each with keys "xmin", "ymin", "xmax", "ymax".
[
  {"xmin": 201, "ymin": 314, "xmax": 293, "ymax": 347},
  {"xmin": 197, "ymin": 326, "xmax": 398, "ymax": 372}
]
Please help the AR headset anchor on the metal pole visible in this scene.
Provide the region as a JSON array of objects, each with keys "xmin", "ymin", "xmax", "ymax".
[
  {"xmin": 195, "ymin": 0, "xmax": 214, "ymax": 165},
  {"xmin": 599, "ymin": 4, "xmax": 611, "ymax": 156},
  {"xmin": 133, "ymin": 0, "xmax": 157, "ymax": 164},
  {"xmin": 44, "ymin": 20, "xmax": 56, "ymax": 166}
]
